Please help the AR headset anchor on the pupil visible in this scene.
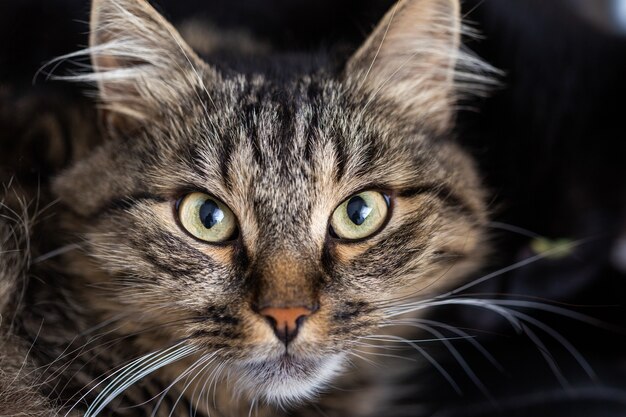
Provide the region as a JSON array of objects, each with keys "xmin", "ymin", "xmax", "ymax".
[
  {"xmin": 199, "ymin": 199, "xmax": 224, "ymax": 229},
  {"xmin": 346, "ymin": 196, "xmax": 372, "ymax": 226}
]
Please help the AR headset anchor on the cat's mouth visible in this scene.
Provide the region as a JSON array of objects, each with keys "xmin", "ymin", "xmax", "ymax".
[{"xmin": 232, "ymin": 352, "xmax": 346, "ymax": 404}]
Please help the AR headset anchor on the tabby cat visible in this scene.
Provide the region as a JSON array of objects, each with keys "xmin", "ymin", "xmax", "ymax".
[{"xmin": 0, "ymin": 0, "xmax": 495, "ymax": 415}]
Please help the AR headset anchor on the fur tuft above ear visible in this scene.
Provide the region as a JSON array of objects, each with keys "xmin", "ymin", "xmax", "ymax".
[
  {"xmin": 89, "ymin": 0, "xmax": 212, "ymax": 125},
  {"xmin": 54, "ymin": 0, "xmax": 215, "ymax": 130},
  {"xmin": 345, "ymin": 0, "xmax": 496, "ymax": 133}
]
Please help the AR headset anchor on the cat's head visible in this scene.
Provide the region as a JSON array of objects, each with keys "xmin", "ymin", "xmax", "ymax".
[{"xmin": 54, "ymin": 0, "xmax": 490, "ymax": 405}]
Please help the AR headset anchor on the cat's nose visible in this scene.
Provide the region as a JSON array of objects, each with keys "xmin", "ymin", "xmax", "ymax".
[{"xmin": 258, "ymin": 306, "xmax": 315, "ymax": 345}]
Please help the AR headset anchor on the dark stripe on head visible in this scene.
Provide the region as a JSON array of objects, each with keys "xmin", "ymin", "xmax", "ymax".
[
  {"xmin": 93, "ymin": 193, "xmax": 167, "ymax": 217},
  {"xmin": 131, "ymin": 230, "xmax": 220, "ymax": 276},
  {"xmin": 333, "ymin": 136, "xmax": 348, "ymax": 181},
  {"xmin": 218, "ymin": 132, "xmax": 234, "ymax": 189},
  {"xmin": 332, "ymin": 300, "xmax": 372, "ymax": 321},
  {"xmin": 241, "ymin": 104, "xmax": 263, "ymax": 168},
  {"xmin": 398, "ymin": 185, "xmax": 475, "ymax": 218},
  {"xmin": 352, "ymin": 134, "xmax": 378, "ymax": 178},
  {"xmin": 202, "ymin": 305, "xmax": 241, "ymax": 326},
  {"xmin": 303, "ymin": 81, "xmax": 321, "ymax": 165},
  {"xmin": 276, "ymin": 99, "xmax": 296, "ymax": 170}
]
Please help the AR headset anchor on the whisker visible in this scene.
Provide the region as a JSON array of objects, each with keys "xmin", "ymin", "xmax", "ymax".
[
  {"xmin": 462, "ymin": 0, "xmax": 486, "ymax": 19},
  {"xmin": 357, "ymin": 333, "xmax": 461, "ymax": 394},
  {"xmin": 384, "ymin": 318, "xmax": 503, "ymax": 372},
  {"xmin": 351, "ymin": 347, "xmax": 418, "ymax": 362},
  {"xmin": 94, "ymin": 344, "xmax": 199, "ymax": 417},
  {"xmin": 346, "ymin": 351, "xmax": 379, "ymax": 367},
  {"xmin": 6, "ymin": 318, "xmax": 44, "ymax": 390},
  {"xmin": 358, "ymin": 1, "xmax": 400, "ymax": 89},
  {"xmin": 190, "ymin": 359, "xmax": 219, "ymax": 417},
  {"xmin": 388, "ymin": 298, "xmax": 599, "ymax": 386},
  {"xmin": 68, "ymin": 342, "xmax": 197, "ymax": 417},
  {"xmin": 481, "ymin": 299, "xmax": 618, "ymax": 331},
  {"xmin": 211, "ymin": 359, "xmax": 231, "ymax": 412},
  {"xmin": 39, "ymin": 315, "xmax": 205, "ymax": 398},
  {"xmin": 441, "ymin": 237, "xmax": 592, "ymax": 298},
  {"xmin": 404, "ymin": 321, "xmax": 491, "ymax": 399},
  {"xmin": 373, "ymin": 237, "xmax": 596, "ymax": 311},
  {"xmin": 165, "ymin": 353, "xmax": 219, "ymax": 417},
  {"xmin": 32, "ymin": 243, "xmax": 84, "ymax": 264},
  {"xmin": 487, "ymin": 221, "xmax": 542, "ymax": 239},
  {"xmin": 519, "ymin": 322, "xmax": 569, "ymax": 388},
  {"xmin": 360, "ymin": 334, "xmax": 472, "ymax": 344},
  {"xmin": 508, "ymin": 310, "xmax": 596, "ymax": 381},
  {"xmin": 121, "ymin": 351, "xmax": 212, "ymax": 414}
]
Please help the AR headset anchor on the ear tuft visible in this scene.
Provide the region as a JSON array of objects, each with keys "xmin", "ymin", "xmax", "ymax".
[
  {"xmin": 345, "ymin": 0, "xmax": 497, "ymax": 133},
  {"xmin": 51, "ymin": 0, "xmax": 213, "ymax": 131}
]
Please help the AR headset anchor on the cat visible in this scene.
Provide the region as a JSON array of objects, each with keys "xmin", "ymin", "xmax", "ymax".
[{"xmin": 0, "ymin": 0, "xmax": 497, "ymax": 415}]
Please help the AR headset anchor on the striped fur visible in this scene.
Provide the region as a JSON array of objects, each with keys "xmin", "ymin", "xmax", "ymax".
[{"xmin": 0, "ymin": 0, "xmax": 496, "ymax": 415}]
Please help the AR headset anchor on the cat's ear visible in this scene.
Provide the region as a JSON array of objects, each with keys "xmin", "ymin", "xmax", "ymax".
[
  {"xmin": 88, "ymin": 0, "xmax": 212, "ymax": 129},
  {"xmin": 345, "ymin": 0, "xmax": 463, "ymax": 133}
]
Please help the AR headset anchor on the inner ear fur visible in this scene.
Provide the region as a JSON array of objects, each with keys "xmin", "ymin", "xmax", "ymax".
[
  {"xmin": 345, "ymin": 0, "xmax": 461, "ymax": 133},
  {"xmin": 88, "ymin": 0, "xmax": 214, "ymax": 128}
]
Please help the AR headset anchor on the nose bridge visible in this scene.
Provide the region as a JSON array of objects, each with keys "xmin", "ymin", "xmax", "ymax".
[{"xmin": 254, "ymin": 248, "xmax": 319, "ymax": 310}]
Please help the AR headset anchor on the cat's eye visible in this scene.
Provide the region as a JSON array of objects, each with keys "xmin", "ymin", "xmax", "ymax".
[
  {"xmin": 330, "ymin": 191, "xmax": 390, "ymax": 241},
  {"xmin": 177, "ymin": 192, "xmax": 237, "ymax": 243}
]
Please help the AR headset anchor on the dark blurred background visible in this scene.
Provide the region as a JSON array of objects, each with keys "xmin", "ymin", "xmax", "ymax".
[{"xmin": 1, "ymin": 0, "xmax": 626, "ymax": 415}]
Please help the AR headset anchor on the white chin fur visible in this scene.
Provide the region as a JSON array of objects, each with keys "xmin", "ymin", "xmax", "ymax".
[{"xmin": 234, "ymin": 353, "xmax": 346, "ymax": 407}]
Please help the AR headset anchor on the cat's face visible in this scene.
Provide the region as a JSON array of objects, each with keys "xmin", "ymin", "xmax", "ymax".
[{"xmin": 53, "ymin": 0, "xmax": 489, "ymax": 405}]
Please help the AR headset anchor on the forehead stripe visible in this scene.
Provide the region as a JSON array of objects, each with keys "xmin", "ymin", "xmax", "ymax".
[
  {"xmin": 398, "ymin": 185, "xmax": 475, "ymax": 218},
  {"xmin": 89, "ymin": 193, "xmax": 166, "ymax": 218}
]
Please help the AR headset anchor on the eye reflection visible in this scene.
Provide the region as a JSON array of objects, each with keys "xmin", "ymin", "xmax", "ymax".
[
  {"xmin": 199, "ymin": 200, "xmax": 225, "ymax": 229},
  {"xmin": 346, "ymin": 196, "xmax": 373, "ymax": 226}
]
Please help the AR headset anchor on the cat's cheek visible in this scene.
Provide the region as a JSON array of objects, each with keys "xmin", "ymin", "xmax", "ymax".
[
  {"xmin": 331, "ymin": 241, "xmax": 372, "ymax": 265},
  {"xmin": 240, "ymin": 311, "xmax": 281, "ymax": 351}
]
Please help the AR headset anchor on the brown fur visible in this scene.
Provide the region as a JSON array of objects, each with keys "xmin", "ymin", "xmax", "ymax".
[{"xmin": 0, "ymin": 0, "xmax": 495, "ymax": 415}]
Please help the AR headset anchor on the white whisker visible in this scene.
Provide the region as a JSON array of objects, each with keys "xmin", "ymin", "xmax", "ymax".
[
  {"xmin": 406, "ymin": 321, "xmax": 490, "ymax": 399},
  {"xmin": 357, "ymin": 333, "xmax": 462, "ymax": 394},
  {"xmin": 441, "ymin": 238, "xmax": 590, "ymax": 298},
  {"xmin": 386, "ymin": 297, "xmax": 599, "ymax": 387},
  {"xmin": 384, "ymin": 318, "xmax": 502, "ymax": 372},
  {"xmin": 487, "ymin": 221, "xmax": 542, "ymax": 239},
  {"xmin": 519, "ymin": 322, "xmax": 569, "ymax": 388},
  {"xmin": 69, "ymin": 342, "xmax": 198, "ymax": 417},
  {"xmin": 165, "ymin": 353, "xmax": 219, "ymax": 417},
  {"xmin": 32, "ymin": 243, "xmax": 83, "ymax": 264}
]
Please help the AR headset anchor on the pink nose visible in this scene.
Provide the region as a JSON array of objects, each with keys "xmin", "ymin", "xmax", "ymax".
[{"xmin": 259, "ymin": 306, "xmax": 315, "ymax": 345}]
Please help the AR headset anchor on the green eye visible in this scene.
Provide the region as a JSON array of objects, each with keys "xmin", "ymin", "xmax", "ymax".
[
  {"xmin": 177, "ymin": 192, "xmax": 237, "ymax": 243},
  {"xmin": 330, "ymin": 191, "xmax": 390, "ymax": 240}
]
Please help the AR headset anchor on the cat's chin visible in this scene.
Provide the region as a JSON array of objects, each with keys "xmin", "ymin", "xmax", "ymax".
[{"xmin": 233, "ymin": 352, "xmax": 346, "ymax": 406}]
